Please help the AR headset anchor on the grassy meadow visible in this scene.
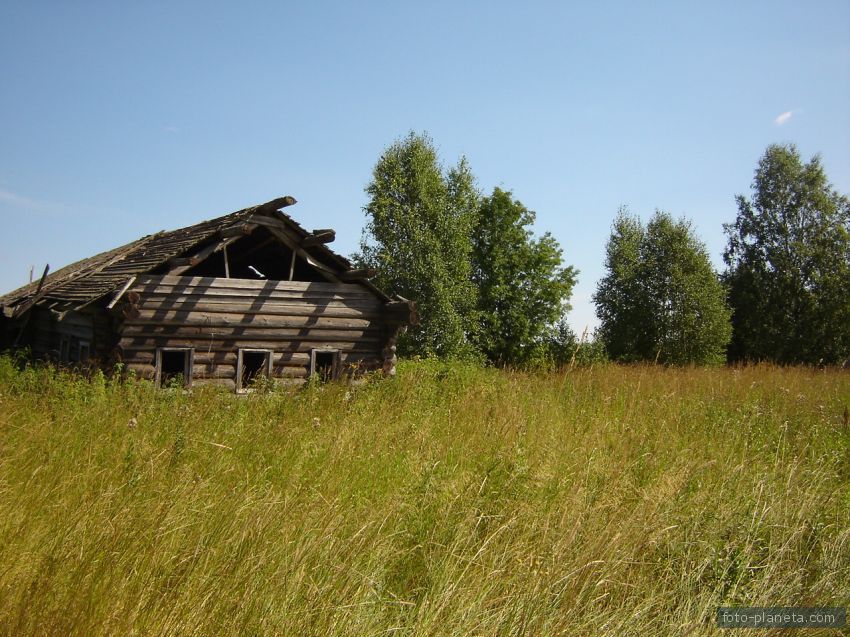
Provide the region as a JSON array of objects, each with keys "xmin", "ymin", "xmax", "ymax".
[{"xmin": 0, "ymin": 356, "xmax": 848, "ymax": 636}]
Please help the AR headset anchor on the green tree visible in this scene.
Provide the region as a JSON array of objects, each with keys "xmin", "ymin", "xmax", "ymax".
[
  {"xmin": 594, "ymin": 210, "xmax": 731, "ymax": 364},
  {"xmin": 471, "ymin": 188, "xmax": 577, "ymax": 366},
  {"xmin": 724, "ymin": 144, "xmax": 850, "ymax": 364},
  {"xmin": 593, "ymin": 210, "xmax": 648, "ymax": 362},
  {"xmin": 358, "ymin": 132, "xmax": 479, "ymax": 358}
]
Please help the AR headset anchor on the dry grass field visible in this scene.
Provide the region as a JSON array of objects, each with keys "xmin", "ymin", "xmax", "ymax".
[{"xmin": 0, "ymin": 357, "xmax": 848, "ymax": 635}]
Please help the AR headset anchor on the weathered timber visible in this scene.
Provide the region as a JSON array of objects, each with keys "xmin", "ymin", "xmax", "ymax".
[
  {"xmin": 129, "ymin": 293, "xmax": 381, "ymax": 309},
  {"xmin": 262, "ymin": 195, "xmax": 296, "ymax": 210},
  {"xmin": 301, "ymin": 229, "xmax": 336, "ymax": 247},
  {"xmin": 106, "ymin": 277, "xmax": 137, "ymax": 309},
  {"xmin": 219, "ymin": 223, "xmax": 257, "ymax": 238},
  {"xmin": 132, "ymin": 275, "xmax": 377, "ymax": 297},
  {"xmin": 121, "ymin": 325, "xmax": 382, "ymax": 340},
  {"xmin": 129, "ymin": 303, "xmax": 385, "ymax": 319},
  {"xmin": 119, "ymin": 349, "xmax": 380, "ymax": 367},
  {"xmin": 339, "ymin": 268, "xmax": 377, "ymax": 281},
  {"xmin": 118, "ymin": 336, "xmax": 380, "ymax": 352},
  {"xmin": 122, "ymin": 350, "xmax": 313, "ymax": 365},
  {"xmin": 1, "ymin": 196, "xmax": 413, "ymax": 388},
  {"xmin": 117, "ymin": 336, "xmax": 381, "ymax": 349},
  {"xmin": 125, "ymin": 312, "xmax": 378, "ymax": 329}
]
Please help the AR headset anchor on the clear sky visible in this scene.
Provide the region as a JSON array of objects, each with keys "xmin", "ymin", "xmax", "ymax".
[{"xmin": 1, "ymin": 1, "xmax": 848, "ymax": 332}]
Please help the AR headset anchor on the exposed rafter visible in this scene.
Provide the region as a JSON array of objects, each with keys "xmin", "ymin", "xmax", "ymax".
[
  {"xmin": 301, "ymin": 229, "xmax": 336, "ymax": 247},
  {"xmin": 167, "ymin": 236, "xmax": 242, "ymax": 276},
  {"xmin": 339, "ymin": 268, "xmax": 377, "ymax": 281}
]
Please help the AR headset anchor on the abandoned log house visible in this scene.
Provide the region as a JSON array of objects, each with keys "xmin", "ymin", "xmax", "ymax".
[{"xmin": 0, "ymin": 196, "xmax": 416, "ymax": 390}]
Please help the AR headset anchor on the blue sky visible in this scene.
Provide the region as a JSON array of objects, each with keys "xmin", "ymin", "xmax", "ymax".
[{"xmin": 1, "ymin": 1, "xmax": 848, "ymax": 332}]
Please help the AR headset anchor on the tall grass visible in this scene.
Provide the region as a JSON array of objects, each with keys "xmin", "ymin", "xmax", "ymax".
[{"xmin": 0, "ymin": 357, "xmax": 848, "ymax": 635}]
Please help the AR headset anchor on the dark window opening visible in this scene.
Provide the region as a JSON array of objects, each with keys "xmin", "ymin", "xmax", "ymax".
[
  {"xmin": 238, "ymin": 349, "xmax": 272, "ymax": 392},
  {"xmin": 311, "ymin": 349, "xmax": 339, "ymax": 382},
  {"xmin": 68, "ymin": 336, "xmax": 80, "ymax": 362},
  {"xmin": 78, "ymin": 341, "xmax": 90, "ymax": 362},
  {"xmin": 59, "ymin": 336, "xmax": 70, "ymax": 363},
  {"xmin": 158, "ymin": 348, "xmax": 192, "ymax": 388}
]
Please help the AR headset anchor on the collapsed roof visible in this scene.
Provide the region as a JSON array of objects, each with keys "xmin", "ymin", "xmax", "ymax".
[{"xmin": 1, "ymin": 196, "xmax": 400, "ymax": 319}]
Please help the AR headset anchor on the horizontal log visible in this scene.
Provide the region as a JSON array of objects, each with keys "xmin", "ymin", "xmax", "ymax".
[
  {"xmin": 134, "ymin": 274, "xmax": 371, "ymax": 293},
  {"xmin": 124, "ymin": 364, "xmax": 155, "ymax": 380},
  {"xmin": 124, "ymin": 302, "xmax": 384, "ymax": 319},
  {"xmin": 129, "ymin": 287, "xmax": 378, "ymax": 304},
  {"xmin": 117, "ymin": 337, "xmax": 381, "ymax": 352},
  {"xmin": 120, "ymin": 350, "xmax": 309, "ymax": 364},
  {"xmin": 126, "ymin": 363, "xmax": 310, "ymax": 382},
  {"xmin": 120, "ymin": 325, "xmax": 381, "ymax": 341},
  {"xmin": 131, "ymin": 285, "xmax": 376, "ymax": 302},
  {"xmin": 118, "ymin": 350, "xmax": 381, "ymax": 368},
  {"xmin": 195, "ymin": 378, "xmax": 236, "ymax": 391},
  {"xmin": 125, "ymin": 311, "xmax": 378, "ymax": 329},
  {"xmin": 191, "ymin": 364, "xmax": 237, "ymax": 380},
  {"xmin": 130, "ymin": 296, "xmax": 384, "ymax": 314}
]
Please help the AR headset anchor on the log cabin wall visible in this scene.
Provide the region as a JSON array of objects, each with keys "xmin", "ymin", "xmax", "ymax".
[
  {"xmin": 28, "ymin": 309, "xmax": 94, "ymax": 361},
  {"xmin": 115, "ymin": 275, "xmax": 389, "ymax": 390}
]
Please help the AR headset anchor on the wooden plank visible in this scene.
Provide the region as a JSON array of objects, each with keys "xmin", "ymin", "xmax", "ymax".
[{"xmin": 106, "ymin": 276, "xmax": 137, "ymax": 309}]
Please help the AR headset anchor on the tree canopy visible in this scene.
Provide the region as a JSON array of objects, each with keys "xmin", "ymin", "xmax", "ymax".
[
  {"xmin": 594, "ymin": 210, "xmax": 731, "ymax": 364},
  {"xmin": 359, "ymin": 132, "xmax": 577, "ymax": 364},
  {"xmin": 472, "ymin": 188, "xmax": 576, "ymax": 366},
  {"xmin": 724, "ymin": 144, "xmax": 850, "ymax": 364},
  {"xmin": 358, "ymin": 132, "xmax": 479, "ymax": 358}
]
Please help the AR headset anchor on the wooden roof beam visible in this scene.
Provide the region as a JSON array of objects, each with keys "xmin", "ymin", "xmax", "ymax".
[
  {"xmin": 261, "ymin": 226, "xmax": 341, "ymax": 283},
  {"xmin": 301, "ymin": 229, "xmax": 336, "ymax": 247},
  {"xmin": 260, "ymin": 196, "xmax": 297, "ymax": 213},
  {"xmin": 219, "ymin": 223, "xmax": 257, "ymax": 239},
  {"xmin": 167, "ymin": 236, "xmax": 240, "ymax": 276},
  {"xmin": 339, "ymin": 268, "xmax": 377, "ymax": 282}
]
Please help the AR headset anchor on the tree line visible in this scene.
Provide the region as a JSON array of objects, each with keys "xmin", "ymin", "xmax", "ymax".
[{"xmin": 357, "ymin": 133, "xmax": 850, "ymax": 366}]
